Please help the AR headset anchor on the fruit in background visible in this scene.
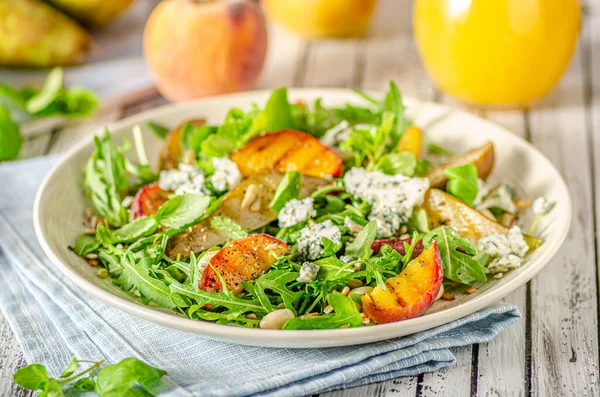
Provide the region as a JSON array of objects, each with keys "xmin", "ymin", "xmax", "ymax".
[
  {"xmin": 143, "ymin": 0, "xmax": 268, "ymax": 102},
  {"xmin": 414, "ymin": 0, "xmax": 581, "ymax": 106},
  {"xmin": 0, "ymin": 0, "xmax": 90, "ymax": 67},
  {"xmin": 262, "ymin": 0, "xmax": 377, "ymax": 38},
  {"xmin": 362, "ymin": 242, "xmax": 443, "ymax": 324},
  {"xmin": 231, "ymin": 130, "xmax": 343, "ymax": 178},
  {"xmin": 44, "ymin": 0, "xmax": 135, "ymax": 29},
  {"xmin": 199, "ymin": 234, "xmax": 289, "ymax": 294}
]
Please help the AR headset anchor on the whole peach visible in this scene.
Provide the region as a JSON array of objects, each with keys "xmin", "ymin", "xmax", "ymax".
[{"xmin": 143, "ymin": 0, "xmax": 268, "ymax": 102}]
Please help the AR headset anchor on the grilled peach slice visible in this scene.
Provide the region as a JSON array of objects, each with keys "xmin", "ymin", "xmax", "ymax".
[
  {"xmin": 159, "ymin": 119, "xmax": 206, "ymax": 171},
  {"xmin": 421, "ymin": 188, "xmax": 541, "ymax": 249},
  {"xmin": 130, "ymin": 183, "xmax": 170, "ymax": 219},
  {"xmin": 397, "ymin": 125, "xmax": 423, "ymax": 158},
  {"xmin": 372, "ymin": 238, "xmax": 423, "ymax": 257},
  {"xmin": 425, "ymin": 141, "xmax": 494, "ymax": 188},
  {"xmin": 199, "ymin": 234, "xmax": 289, "ymax": 294},
  {"xmin": 362, "ymin": 242, "xmax": 443, "ymax": 324},
  {"xmin": 230, "ymin": 129, "xmax": 342, "ymax": 178}
]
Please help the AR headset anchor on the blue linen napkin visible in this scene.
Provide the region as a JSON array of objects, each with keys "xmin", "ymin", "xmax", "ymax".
[{"xmin": 0, "ymin": 155, "xmax": 520, "ymax": 397}]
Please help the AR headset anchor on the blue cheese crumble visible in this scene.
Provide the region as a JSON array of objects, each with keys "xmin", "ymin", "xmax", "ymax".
[
  {"xmin": 278, "ymin": 198, "xmax": 316, "ymax": 228},
  {"xmin": 298, "ymin": 220, "xmax": 342, "ymax": 260},
  {"xmin": 211, "ymin": 157, "xmax": 242, "ymax": 192},
  {"xmin": 297, "ymin": 262, "xmax": 320, "ymax": 283},
  {"xmin": 159, "ymin": 163, "xmax": 207, "ymax": 196},
  {"xmin": 343, "ymin": 167, "xmax": 430, "ymax": 237},
  {"xmin": 476, "ymin": 184, "xmax": 516, "ymax": 214},
  {"xmin": 197, "ymin": 250, "xmax": 218, "ymax": 274},
  {"xmin": 533, "ymin": 196, "xmax": 553, "ymax": 216},
  {"xmin": 478, "ymin": 226, "xmax": 529, "ymax": 274}
]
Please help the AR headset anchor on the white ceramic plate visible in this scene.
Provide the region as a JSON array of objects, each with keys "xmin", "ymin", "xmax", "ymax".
[{"xmin": 33, "ymin": 89, "xmax": 571, "ymax": 348}]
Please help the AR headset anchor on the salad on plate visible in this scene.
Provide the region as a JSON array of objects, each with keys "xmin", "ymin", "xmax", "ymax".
[{"xmin": 73, "ymin": 82, "xmax": 552, "ymax": 330}]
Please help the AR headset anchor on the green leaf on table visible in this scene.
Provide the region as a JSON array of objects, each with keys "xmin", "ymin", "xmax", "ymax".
[
  {"xmin": 251, "ymin": 87, "xmax": 294, "ymax": 134},
  {"xmin": 146, "ymin": 121, "xmax": 170, "ymax": 140},
  {"xmin": 113, "ymin": 216, "xmax": 158, "ymax": 243},
  {"xmin": 422, "ymin": 226, "xmax": 486, "ymax": 285},
  {"xmin": 95, "ymin": 357, "xmax": 167, "ymax": 397},
  {"xmin": 118, "ymin": 252, "xmax": 175, "ymax": 309},
  {"xmin": 270, "ymin": 171, "xmax": 302, "ymax": 211},
  {"xmin": 374, "ymin": 151, "xmax": 416, "ymax": 176},
  {"xmin": 210, "ymin": 216, "xmax": 248, "ymax": 240},
  {"xmin": 283, "ymin": 291, "xmax": 362, "ymax": 330},
  {"xmin": 444, "ymin": 163, "xmax": 479, "ymax": 206},
  {"xmin": 345, "ymin": 221, "xmax": 377, "ymax": 259},
  {"xmin": 39, "ymin": 378, "xmax": 65, "ymax": 397},
  {"xmin": 13, "ymin": 363, "xmax": 48, "ymax": 391},
  {"xmin": 0, "ymin": 104, "xmax": 22, "ymax": 161},
  {"xmin": 59, "ymin": 357, "xmax": 79, "ymax": 378},
  {"xmin": 156, "ymin": 193, "xmax": 211, "ymax": 230},
  {"xmin": 25, "ymin": 67, "xmax": 64, "ymax": 114},
  {"xmin": 72, "ymin": 377, "xmax": 96, "ymax": 391}
]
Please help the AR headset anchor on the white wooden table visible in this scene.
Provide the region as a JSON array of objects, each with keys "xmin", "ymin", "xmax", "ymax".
[{"xmin": 2, "ymin": 1, "xmax": 600, "ymax": 395}]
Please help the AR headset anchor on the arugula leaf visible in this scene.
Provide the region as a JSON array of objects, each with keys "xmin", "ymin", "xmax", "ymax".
[
  {"xmin": 374, "ymin": 152, "xmax": 416, "ymax": 176},
  {"xmin": 251, "ymin": 87, "xmax": 294, "ymax": 134},
  {"xmin": 407, "ymin": 208, "xmax": 430, "ymax": 233},
  {"xmin": 345, "ymin": 221, "xmax": 377, "ymax": 259},
  {"xmin": 426, "ymin": 142, "xmax": 456, "ymax": 157},
  {"xmin": 156, "ymin": 193, "xmax": 211, "ymax": 230},
  {"xmin": 146, "ymin": 121, "xmax": 170, "ymax": 139},
  {"xmin": 95, "ymin": 358, "xmax": 167, "ymax": 397},
  {"xmin": 322, "ymin": 237, "xmax": 343, "ymax": 256},
  {"xmin": 118, "ymin": 252, "xmax": 175, "ymax": 309},
  {"xmin": 383, "ymin": 81, "xmax": 410, "ymax": 145},
  {"xmin": 364, "ymin": 244, "xmax": 403, "ymax": 288},
  {"xmin": 0, "ymin": 104, "xmax": 22, "ymax": 161},
  {"xmin": 83, "ymin": 131, "xmax": 129, "ymax": 227},
  {"xmin": 14, "ymin": 364, "xmax": 48, "ymax": 391},
  {"xmin": 422, "ymin": 226, "xmax": 487, "ymax": 285},
  {"xmin": 415, "ymin": 158, "xmax": 432, "ymax": 176},
  {"xmin": 244, "ymin": 270, "xmax": 303, "ymax": 313},
  {"xmin": 341, "ymin": 111, "xmax": 395, "ymax": 169},
  {"xmin": 170, "ymin": 282, "xmax": 265, "ymax": 313},
  {"xmin": 72, "ymin": 378, "xmax": 96, "ymax": 391},
  {"xmin": 112, "ymin": 216, "xmax": 158, "ymax": 243},
  {"xmin": 283, "ymin": 291, "xmax": 362, "ymax": 330},
  {"xmin": 73, "ymin": 234, "xmax": 101, "ymax": 256},
  {"xmin": 444, "ymin": 163, "xmax": 479, "ymax": 206},
  {"xmin": 314, "ymin": 256, "xmax": 354, "ymax": 281},
  {"xmin": 210, "ymin": 216, "xmax": 248, "ymax": 239},
  {"xmin": 270, "ymin": 171, "xmax": 301, "ymax": 211}
]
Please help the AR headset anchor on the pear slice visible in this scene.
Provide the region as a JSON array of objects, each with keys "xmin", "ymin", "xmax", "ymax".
[
  {"xmin": 44, "ymin": 0, "xmax": 135, "ymax": 29},
  {"xmin": 0, "ymin": 0, "xmax": 90, "ymax": 67}
]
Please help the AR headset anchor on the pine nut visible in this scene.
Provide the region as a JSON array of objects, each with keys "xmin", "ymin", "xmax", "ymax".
[
  {"xmin": 435, "ymin": 285, "xmax": 445, "ymax": 301},
  {"xmin": 97, "ymin": 268, "xmax": 108, "ymax": 278},
  {"xmin": 84, "ymin": 228, "xmax": 96, "ymax": 235},
  {"xmin": 341, "ymin": 286, "xmax": 350, "ymax": 296},
  {"xmin": 85, "ymin": 253, "xmax": 98, "ymax": 259},
  {"xmin": 246, "ymin": 313, "xmax": 257, "ymax": 320},
  {"xmin": 259, "ymin": 309, "xmax": 295, "ymax": 330},
  {"xmin": 88, "ymin": 259, "xmax": 99, "ymax": 267},
  {"xmin": 441, "ymin": 292, "xmax": 455, "ymax": 301},
  {"xmin": 349, "ymin": 286, "xmax": 374, "ymax": 296},
  {"xmin": 465, "ymin": 286, "xmax": 477, "ymax": 294},
  {"xmin": 323, "ymin": 305, "xmax": 333, "ymax": 314}
]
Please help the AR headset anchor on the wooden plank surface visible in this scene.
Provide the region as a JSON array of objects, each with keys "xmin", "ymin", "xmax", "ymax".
[{"xmin": 3, "ymin": 1, "xmax": 600, "ymax": 396}]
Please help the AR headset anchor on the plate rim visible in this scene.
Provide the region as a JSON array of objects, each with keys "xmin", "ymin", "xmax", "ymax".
[{"xmin": 32, "ymin": 87, "xmax": 572, "ymax": 348}]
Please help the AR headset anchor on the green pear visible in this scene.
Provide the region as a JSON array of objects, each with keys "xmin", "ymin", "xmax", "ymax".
[
  {"xmin": 44, "ymin": 0, "xmax": 135, "ymax": 29},
  {"xmin": 0, "ymin": 0, "xmax": 91, "ymax": 67}
]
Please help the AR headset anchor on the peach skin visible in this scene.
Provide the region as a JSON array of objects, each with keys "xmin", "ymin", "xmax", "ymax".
[
  {"xmin": 143, "ymin": 0, "xmax": 267, "ymax": 101},
  {"xmin": 362, "ymin": 242, "xmax": 444, "ymax": 324},
  {"xmin": 230, "ymin": 129, "xmax": 342, "ymax": 178}
]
